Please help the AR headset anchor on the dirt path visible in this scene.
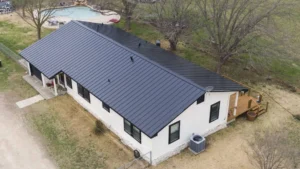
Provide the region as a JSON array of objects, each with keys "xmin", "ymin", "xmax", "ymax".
[{"xmin": 0, "ymin": 93, "xmax": 57, "ymax": 169}]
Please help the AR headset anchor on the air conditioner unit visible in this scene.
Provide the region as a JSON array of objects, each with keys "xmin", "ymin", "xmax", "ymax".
[{"xmin": 189, "ymin": 134, "xmax": 206, "ymax": 154}]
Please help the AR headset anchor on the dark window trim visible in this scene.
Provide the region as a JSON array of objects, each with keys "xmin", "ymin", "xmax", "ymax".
[
  {"xmin": 168, "ymin": 121, "xmax": 180, "ymax": 144},
  {"xmin": 66, "ymin": 75, "xmax": 72, "ymax": 89},
  {"xmin": 123, "ymin": 119, "xmax": 141, "ymax": 143},
  {"xmin": 209, "ymin": 101, "xmax": 220, "ymax": 123},
  {"xmin": 102, "ymin": 102, "xmax": 110, "ymax": 112},
  {"xmin": 77, "ymin": 83, "xmax": 90, "ymax": 103}
]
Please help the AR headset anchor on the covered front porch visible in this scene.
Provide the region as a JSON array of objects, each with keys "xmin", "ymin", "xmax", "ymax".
[{"xmin": 24, "ymin": 62, "xmax": 67, "ymax": 99}]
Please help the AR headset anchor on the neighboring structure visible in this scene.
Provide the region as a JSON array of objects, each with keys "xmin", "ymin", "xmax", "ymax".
[{"xmin": 20, "ymin": 21, "xmax": 247, "ymax": 165}]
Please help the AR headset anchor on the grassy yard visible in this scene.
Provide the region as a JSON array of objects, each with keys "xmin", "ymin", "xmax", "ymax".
[
  {"xmin": 116, "ymin": 20, "xmax": 300, "ymax": 89},
  {"xmin": 25, "ymin": 99, "xmax": 107, "ymax": 169},
  {"xmin": 1, "ymin": 13, "xmax": 300, "ymax": 89},
  {"xmin": 0, "ymin": 16, "xmax": 52, "ymax": 54},
  {"xmin": 0, "ymin": 52, "xmax": 37, "ymax": 98},
  {"xmin": 24, "ymin": 95, "xmax": 142, "ymax": 169}
]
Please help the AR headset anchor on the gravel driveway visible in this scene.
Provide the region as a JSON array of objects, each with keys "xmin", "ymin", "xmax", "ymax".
[{"xmin": 0, "ymin": 93, "xmax": 57, "ymax": 169}]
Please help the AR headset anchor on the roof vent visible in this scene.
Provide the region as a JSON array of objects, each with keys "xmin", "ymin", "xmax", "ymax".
[
  {"xmin": 108, "ymin": 79, "xmax": 111, "ymax": 83},
  {"xmin": 138, "ymin": 43, "xmax": 141, "ymax": 48},
  {"xmin": 205, "ymin": 86, "xmax": 214, "ymax": 92},
  {"xmin": 130, "ymin": 56, "xmax": 134, "ymax": 63},
  {"xmin": 156, "ymin": 40, "xmax": 161, "ymax": 47}
]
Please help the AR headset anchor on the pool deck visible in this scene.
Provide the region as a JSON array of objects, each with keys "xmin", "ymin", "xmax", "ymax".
[{"xmin": 42, "ymin": 6, "xmax": 120, "ymax": 29}]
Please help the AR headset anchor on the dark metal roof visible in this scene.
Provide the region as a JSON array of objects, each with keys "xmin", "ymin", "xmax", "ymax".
[
  {"xmin": 21, "ymin": 21, "xmax": 207, "ymax": 138},
  {"xmin": 79, "ymin": 21, "xmax": 247, "ymax": 92}
]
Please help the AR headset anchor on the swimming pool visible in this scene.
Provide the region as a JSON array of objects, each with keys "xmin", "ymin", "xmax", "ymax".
[{"xmin": 45, "ymin": 6, "xmax": 102, "ymax": 20}]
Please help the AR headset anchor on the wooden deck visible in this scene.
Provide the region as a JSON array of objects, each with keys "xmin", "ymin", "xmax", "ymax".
[{"xmin": 227, "ymin": 93, "xmax": 262, "ymax": 122}]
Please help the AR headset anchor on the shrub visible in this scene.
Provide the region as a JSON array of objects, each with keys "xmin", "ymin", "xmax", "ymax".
[
  {"xmin": 94, "ymin": 120, "xmax": 105, "ymax": 135},
  {"xmin": 294, "ymin": 114, "xmax": 300, "ymax": 121}
]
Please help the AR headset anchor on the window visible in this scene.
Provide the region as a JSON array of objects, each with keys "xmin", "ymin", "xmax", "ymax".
[
  {"xmin": 124, "ymin": 119, "xmax": 141, "ymax": 143},
  {"xmin": 77, "ymin": 83, "xmax": 90, "ymax": 103},
  {"xmin": 102, "ymin": 102, "xmax": 110, "ymax": 112},
  {"xmin": 132, "ymin": 126, "xmax": 141, "ymax": 143},
  {"xmin": 197, "ymin": 94, "xmax": 205, "ymax": 104},
  {"xmin": 78, "ymin": 84, "xmax": 83, "ymax": 96},
  {"xmin": 209, "ymin": 101, "xmax": 220, "ymax": 123},
  {"xmin": 169, "ymin": 121, "xmax": 180, "ymax": 144},
  {"xmin": 124, "ymin": 120, "xmax": 132, "ymax": 135},
  {"xmin": 66, "ymin": 75, "xmax": 72, "ymax": 89}
]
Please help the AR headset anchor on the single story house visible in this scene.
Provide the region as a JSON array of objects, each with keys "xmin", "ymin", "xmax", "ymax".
[{"xmin": 20, "ymin": 21, "xmax": 248, "ymax": 165}]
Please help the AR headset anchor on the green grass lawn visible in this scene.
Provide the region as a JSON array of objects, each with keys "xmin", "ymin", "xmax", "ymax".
[
  {"xmin": 1, "ymin": 15, "xmax": 299, "ymax": 90},
  {"xmin": 0, "ymin": 21, "xmax": 52, "ymax": 53},
  {"xmin": 0, "ymin": 52, "xmax": 37, "ymax": 98}
]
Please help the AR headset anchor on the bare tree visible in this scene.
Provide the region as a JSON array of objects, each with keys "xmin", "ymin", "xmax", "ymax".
[
  {"xmin": 91, "ymin": 0, "xmax": 139, "ymax": 30},
  {"xmin": 148, "ymin": 0, "xmax": 193, "ymax": 51},
  {"xmin": 195, "ymin": 0, "xmax": 290, "ymax": 74},
  {"xmin": 13, "ymin": 0, "xmax": 59, "ymax": 40},
  {"xmin": 246, "ymin": 130, "xmax": 299, "ymax": 169},
  {"xmin": 12, "ymin": 0, "xmax": 27, "ymax": 17}
]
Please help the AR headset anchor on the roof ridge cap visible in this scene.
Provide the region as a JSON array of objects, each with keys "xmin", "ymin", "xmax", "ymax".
[{"xmin": 73, "ymin": 21, "xmax": 206, "ymax": 92}]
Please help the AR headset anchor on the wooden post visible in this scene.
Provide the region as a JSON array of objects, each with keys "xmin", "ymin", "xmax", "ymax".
[
  {"xmin": 265, "ymin": 102, "xmax": 269, "ymax": 112},
  {"xmin": 233, "ymin": 92, "xmax": 239, "ymax": 116},
  {"xmin": 259, "ymin": 94, "xmax": 263, "ymax": 102},
  {"xmin": 248, "ymin": 89, "xmax": 251, "ymax": 96},
  {"xmin": 248, "ymin": 99, "xmax": 252, "ymax": 109}
]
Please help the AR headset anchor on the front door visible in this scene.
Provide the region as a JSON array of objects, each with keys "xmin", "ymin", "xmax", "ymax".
[{"xmin": 58, "ymin": 73, "xmax": 65, "ymax": 86}]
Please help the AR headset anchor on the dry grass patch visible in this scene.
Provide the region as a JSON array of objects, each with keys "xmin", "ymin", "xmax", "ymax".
[{"xmin": 26, "ymin": 95, "xmax": 137, "ymax": 169}]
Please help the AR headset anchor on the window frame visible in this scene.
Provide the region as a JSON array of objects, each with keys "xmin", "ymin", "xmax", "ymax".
[
  {"xmin": 102, "ymin": 102, "xmax": 110, "ymax": 112},
  {"xmin": 66, "ymin": 75, "xmax": 72, "ymax": 89},
  {"xmin": 168, "ymin": 121, "xmax": 180, "ymax": 144},
  {"xmin": 123, "ymin": 119, "xmax": 141, "ymax": 143},
  {"xmin": 209, "ymin": 101, "xmax": 220, "ymax": 123},
  {"xmin": 77, "ymin": 83, "xmax": 90, "ymax": 103},
  {"xmin": 77, "ymin": 84, "xmax": 83, "ymax": 96}
]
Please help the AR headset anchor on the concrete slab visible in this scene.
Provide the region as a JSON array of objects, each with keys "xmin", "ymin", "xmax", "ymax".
[
  {"xmin": 16, "ymin": 95, "xmax": 44, "ymax": 108},
  {"xmin": 23, "ymin": 75, "xmax": 55, "ymax": 100}
]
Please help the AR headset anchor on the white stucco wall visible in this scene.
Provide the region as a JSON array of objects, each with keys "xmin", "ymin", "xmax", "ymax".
[
  {"xmin": 57, "ymin": 74, "xmax": 236, "ymax": 165},
  {"xmin": 64, "ymin": 76, "xmax": 153, "ymax": 162},
  {"xmin": 150, "ymin": 91, "xmax": 235, "ymax": 165}
]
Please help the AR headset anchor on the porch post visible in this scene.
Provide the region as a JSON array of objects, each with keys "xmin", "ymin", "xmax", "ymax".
[
  {"xmin": 41, "ymin": 74, "xmax": 46, "ymax": 87},
  {"xmin": 53, "ymin": 78, "xmax": 58, "ymax": 96},
  {"xmin": 27, "ymin": 62, "xmax": 31, "ymax": 75},
  {"xmin": 233, "ymin": 92, "xmax": 239, "ymax": 116}
]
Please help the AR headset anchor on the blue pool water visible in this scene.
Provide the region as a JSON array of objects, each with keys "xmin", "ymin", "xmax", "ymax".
[{"xmin": 45, "ymin": 6, "xmax": 101, "ymax": 20}]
